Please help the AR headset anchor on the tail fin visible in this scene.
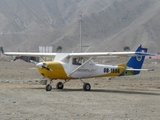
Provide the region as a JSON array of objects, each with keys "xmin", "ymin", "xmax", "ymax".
[{"xmin": 126, "ymin": 45, "xmax": 147, "ymax": 75}]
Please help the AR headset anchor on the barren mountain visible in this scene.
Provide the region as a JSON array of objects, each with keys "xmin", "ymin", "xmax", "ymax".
[{"xmin": 0, "ymin": 0, "xmax": 159, "ymax": 53}]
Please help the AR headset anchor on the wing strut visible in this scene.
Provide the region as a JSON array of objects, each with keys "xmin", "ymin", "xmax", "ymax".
[{"xmin": 68, "ymin": 57, "xmax": 93, "ymax": 77}]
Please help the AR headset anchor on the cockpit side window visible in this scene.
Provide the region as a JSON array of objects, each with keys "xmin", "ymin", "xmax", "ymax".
[{"xmin": 72, "ymin": 58, "xmax": 83, "ymax": 65}]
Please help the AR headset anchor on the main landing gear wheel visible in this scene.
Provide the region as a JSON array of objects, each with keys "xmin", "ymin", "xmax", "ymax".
[
  {"xmin": 46, "ymin": 84, "xmax": 52, "ymax": 91},
  {"xmin": 56, "ymin": 82, "xmax": 64, "ymax": 89},
  {"xmin": 83, "ymin": 83, "xmax": 91, "ymax": 91}
]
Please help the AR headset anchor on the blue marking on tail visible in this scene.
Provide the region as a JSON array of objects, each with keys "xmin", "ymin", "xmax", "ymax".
[{"xmin": 127, "ymin": 45, "xmax": 147, "ymax": 75}]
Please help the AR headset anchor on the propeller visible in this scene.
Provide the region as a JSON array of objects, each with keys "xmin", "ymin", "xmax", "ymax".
[
  {"xmin": 30, "ymin": 60, "xmax": 52, "ymax": 71},
  {"xmin": 41, "ymin": 63, "xmax": 52, "ymax": 71}
]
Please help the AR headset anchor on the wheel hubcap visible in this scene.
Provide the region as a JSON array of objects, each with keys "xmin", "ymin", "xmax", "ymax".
[{"xmin": 86, "ymin": 85, "xmax": 90, "ymax": 89}]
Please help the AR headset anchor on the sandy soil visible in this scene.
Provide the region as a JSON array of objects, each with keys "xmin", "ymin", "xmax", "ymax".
[{"xmin": 0, "ymin": 58, "xmax": 160, "ymax": 120}]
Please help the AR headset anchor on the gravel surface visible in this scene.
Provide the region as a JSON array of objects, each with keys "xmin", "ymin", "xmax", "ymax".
[{"xmin": 0, "ymin": 58, "xmax": 160, "ymax": 120}]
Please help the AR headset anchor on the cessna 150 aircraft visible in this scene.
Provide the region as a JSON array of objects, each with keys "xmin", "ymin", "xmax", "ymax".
[{"xmin": 0, "ymin": 45, "xmax": 154, "ymax": 91}]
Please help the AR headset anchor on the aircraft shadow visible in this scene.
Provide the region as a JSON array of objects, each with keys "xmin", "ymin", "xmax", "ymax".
[
  {"xmin": 29, "ymin": 87, "xmax": 160, "ymax": 96},
  {"xmin": 92, "ymin": 89, "xmax": 160, "ymax": 95},
  {"xmin": 62, "ymin": 88, "xmax": 160, "ymax": 96}
]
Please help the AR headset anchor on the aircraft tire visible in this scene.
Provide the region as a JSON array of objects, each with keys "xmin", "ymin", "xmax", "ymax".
[
  {"xmin": 56, "ymin": 82, "xmax": 64, "ymax": 89},
  {"xmin": 46, "ymin": 84, "xmax": 52, "ymax": 91},
  {"xmin": 83, "ymin": 83, "xmax": 91, "ymax": 91}
]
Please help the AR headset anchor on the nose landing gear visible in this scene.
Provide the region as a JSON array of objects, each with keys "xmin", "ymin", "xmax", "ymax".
[
  {"xmin": 46, "ymin": 84, "xmax": 52, "ymax": 91},
  {"xmin": 45, "ymin": 79, "xmax": 52, "ymax": 91}
]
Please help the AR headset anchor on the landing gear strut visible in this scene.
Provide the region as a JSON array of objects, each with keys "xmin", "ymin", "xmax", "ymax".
[
  {"xmin": 79, "ymin": 79, "xmax": 91, "ymax": 91},
  {"xmin": 45, "ymin": 79, "xmax": 52, "ymax": 91}
]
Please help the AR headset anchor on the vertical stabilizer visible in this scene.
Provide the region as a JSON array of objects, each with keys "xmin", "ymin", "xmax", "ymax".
[{"xmin": 126, "ymin": 45, "xmax": 147, "ymax": 75}]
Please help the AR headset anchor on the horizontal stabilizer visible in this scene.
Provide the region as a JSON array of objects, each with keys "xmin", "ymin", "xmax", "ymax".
[
  {"xmin": 126, "ymin": 68, "xmax": 154, "ymax": 71},
  {"xmin": 135, "ymin": 52, "xmax": 155, "ymax": 56}
]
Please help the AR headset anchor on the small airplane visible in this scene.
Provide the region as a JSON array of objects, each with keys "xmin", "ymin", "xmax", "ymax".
[{"xmin": 0, "ymin": 45, "xmax": 155, "ymax": 91}]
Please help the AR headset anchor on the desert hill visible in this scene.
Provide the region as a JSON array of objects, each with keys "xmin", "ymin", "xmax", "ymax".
[{"xmin": 0, "ymin": 0, "xmax": 159, "ymax": 53}]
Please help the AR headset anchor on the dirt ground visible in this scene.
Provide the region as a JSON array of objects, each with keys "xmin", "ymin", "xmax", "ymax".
[{"xmin": 0, "ymin": 58, "xmax": 160, "ymax": 120}]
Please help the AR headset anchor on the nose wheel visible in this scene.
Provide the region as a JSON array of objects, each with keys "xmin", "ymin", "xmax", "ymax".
[
  {"xmin": 46, "ymin": 84, "xmax": 52, "ymax": 91},
  {"xmin": 45, "ymin": 79, "xmax": 52, "ymax": 91}
]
